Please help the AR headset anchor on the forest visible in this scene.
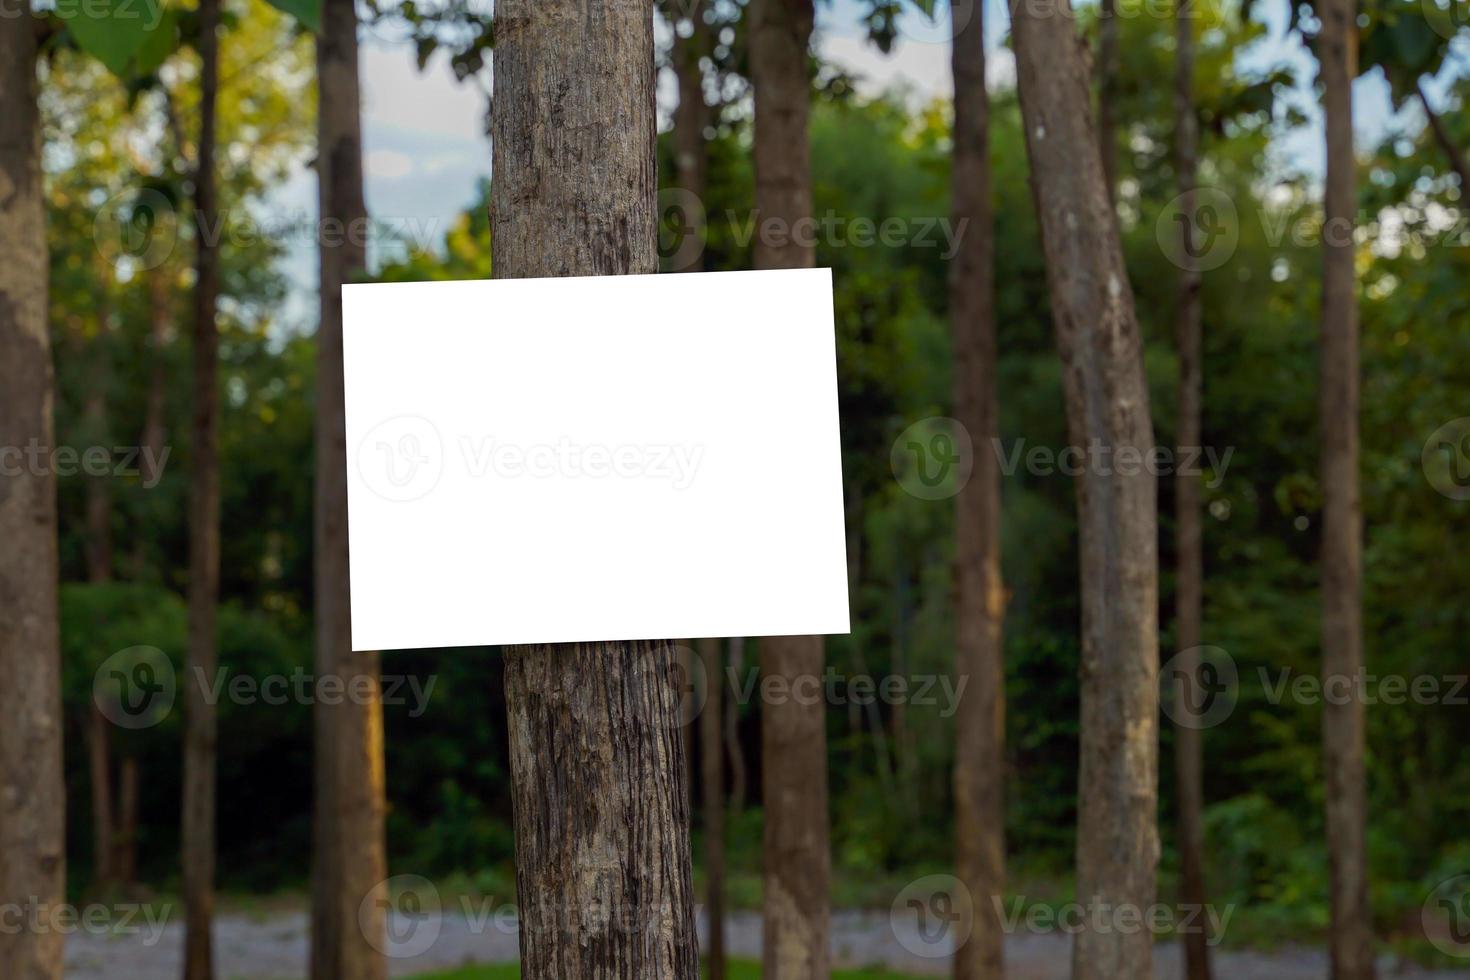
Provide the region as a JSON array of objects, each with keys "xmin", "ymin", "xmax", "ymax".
[{"xmin": 1, "ymin": 0, "xmax": 1468, "ymax": 977}]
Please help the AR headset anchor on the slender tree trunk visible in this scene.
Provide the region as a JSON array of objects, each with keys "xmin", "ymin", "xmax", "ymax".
[
  {"xmin": 1319, "ymin": 2, "xmax": 1373, "ymax": 978},
  {"xmin": 0, "ymin": 16, "xmax": 66, "ymax": 980},
  {"xmin": 90, "ymin": 705, "xmax": 117, "ymax": 888},
  {"xmin": 700, "ymin": 637, "xmax": 727, "ymax": 980},
  {"xmin": 491, "ymin": 2, "xmax": 699, "ymax": 975},
  {"xmin": 748, "ymin": 1, "xmax": 830, "ymax": 975},
  {"xmin": 673, "ymin": 0, "xmax": 709, "ymax": 275},
  {"xmin": 84, "ymin": 388, "xmax": 114, "ymax": 584},
  {"xmin": 134, "ymin": 267, "xmax": 172, "ymax": 574},
  {"xmin": 115, "ymin": 755, "xmax": 140, "ymax": 888},
  {"xmin": 725, "ymin": 637, "xmax": 748, "ymax": 817},
  {"xmin": 311, "ymin": 3, "xmax": 390, "ymax": 978},
  {"xmin": 951, "ymin": 0, "xmax": 1006, "ymax": 975},
  {"xmin": 1416, "ymin": 82, "xmax": 1470, "ymax": 196},
  {"xmin": 1172, "ymin": 3, "xmax": 1212, "ymax": 977},
  {"xmin": 182, "ymin": 0, "xmax": 222, "ymax": 975},
  {"xmin": 1096, "ymin": 0, "xmax": 1119, "ymax": 199},
  {"xmin": 1008, "ymin": 2, "xmax": 1160, "ymax": 978}
]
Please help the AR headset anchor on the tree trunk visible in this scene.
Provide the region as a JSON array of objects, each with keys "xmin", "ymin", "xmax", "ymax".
[
  {"xmin": 84, "ymin": 383, "xmax": 114, "ymax": 584},
  {"xmin": 1096, "ymin": 0, "xmax": 1118, "ymax": 199},
  {"xmin": 1319, "ymin": 2, "xmax": 1373, "ymax": 978},
  {"xmin": 748, "ymin": 1, "xmax": 831, "ymax": 976},
  {"xmin": 134, "ymin": 267, "xmax": 172, "ymax": 574},
  {"xmin": 1172, "ymin": 2, "xmax": 1211, "ymax": 977},
  {"xmin": 950, "ymin": 0, "xmax": 1006, "ymax": 975},
  {"xmin": 115, "ymin": 755, "xmax": 140, "ymax": 888},
  {"xmin": 182, "ymin": 0, "xmax": 222, "ymax": 975},
  {"xmin": 700, "ymin": 637, "xmax": 727, "ymax": 980},
  {"xmin": 725, "ymin": 637, "xmax": 748, "ymax": 816},
  {"xmin": 1416, "ymin": 82, "xmax": 1470, "ymax": 197},
  {"xmin": 311, "ymin": 3, "xmax": 390, "ymax": 978},
  {"xmin": 491, "ymin": 2, "xmax": 699, "ymax": 975},
  {"xmin": 90, "ymin": 704, "xmax": 117, "ymax": 888},
  {"xmin": 0, "ymin": 16, "xmax": 67, "ymax": 980},
  {"xmin": 1008, "ymin": 2, "xmax": 1160, "ymax": 979},
  {"xmin": 673, "ymin": 0, "xmax": 709, "ymax": 276}
]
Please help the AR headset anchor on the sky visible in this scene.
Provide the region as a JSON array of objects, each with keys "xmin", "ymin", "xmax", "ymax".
[{"xmin": 271, "ymin": 0, "xmax": 1469, "ymax": 330}]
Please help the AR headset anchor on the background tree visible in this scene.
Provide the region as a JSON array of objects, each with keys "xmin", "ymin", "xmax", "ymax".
[
  {"xmin": 1318, "ymin": 0, "xmax": 1373, "ymax": 976},
  {"xmin": 949, "ymin": 0, "xmax": 1006, "ymax": 977},
  {"xmin": 747, "ymin": 0, "xmax": 831, "ymax": 976},
  {"xmin": 312, "ymin": 0, "xmax": 387, "ymax": 977},
  {"xmin": 1007, "ymin": 1, "xmax": 1160, "ymax": 979},
  {"xmin": 490, "ymin": 0, "xmax": 701, "ymax": 974},
  {"xmin": 1171, "ymin": 0, "xmax": 1212, "ymax": 976},
  {"xmin": 0, "ymin": 12, "xmax": 66, "ymax": 980}
]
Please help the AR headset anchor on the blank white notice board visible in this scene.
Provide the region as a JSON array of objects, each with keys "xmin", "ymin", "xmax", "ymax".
[{"xmin": 342, "ymin": 268, "xmax": 850, "ymax": 650}]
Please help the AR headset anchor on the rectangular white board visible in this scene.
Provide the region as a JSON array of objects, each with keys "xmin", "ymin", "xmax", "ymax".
[{"xmin": 343, "ymin": 268, "xmax": 850, "ymax": 650}]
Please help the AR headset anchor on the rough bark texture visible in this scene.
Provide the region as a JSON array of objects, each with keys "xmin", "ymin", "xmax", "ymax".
[
  {"xmin": 950, "ymin": 0, "xmax": 1006, "ymax": 976},
  {"xmin": 699, "ymin": 637, "xmax": 727, "ymax": 980},
  {"xmin": 0, "ymin": 17, "xmax": 66, "ymax": 980},
  {"xmin": 1097, "ymin": 0, "xmax": 1119, "ymax": 198},
  {"xmin": 182, "ymin": 0, "xmax": 222, "ymax": 975},
  {"xmin": 749, "ymin": 1, "xmax": 831, "ymax": 976},
  {"xmin": 1172, "ymin": 5, "xmax": 1212, "ymax": 979},
  {"xmin": 1417, "ymin": 82, "xmax": 1470, "ymax": 197},
  {"xmin": 312, "ymin": 2, "xmax": 390, "ymax": 978},
  {"xmin": 1008, "ymin": 2, "xmax": 1160, "ymax": 978},
  {"xmin": 491, "ymin": 3, "xmax": 699, "ymax": 976},
  {"xmin": 1319, "ymin": 2, "xmax": 1373, "ymax": 978}
]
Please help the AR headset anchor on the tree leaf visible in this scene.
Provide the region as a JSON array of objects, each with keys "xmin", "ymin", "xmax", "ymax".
[
  {"xmin": 263, "ymin": 0, "xmax": 321, "ymax": 32},
  {"xmin": 60, "ymin": 0, "xmax": 161, "ymax": 76}
]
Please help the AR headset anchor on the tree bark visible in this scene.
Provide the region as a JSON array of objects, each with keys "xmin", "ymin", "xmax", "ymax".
[
  {"xmin": 1096, "ymin": 0, "xmax": 1119, "ymax": 199},
  {"xmin": 0, "ymin": 15, "xmax": 67, "ymax": 980},
  {"xmin": 1008, "ymin": 2, "xmax": 1160, "ymax": 978},
  {"xmin": 90, "ymin": 704, "xmax": 117, "ymax": 888},
  {"xmin": 115, "ymin": 755, "xmax": 140, "ymax": 888},
  {"xmin": 1172, "ymin": 3, "xmax": 1212, "ymax": 978},
  {"xmin": 725, "ymin": 637, "xmax": 748, "ymax": 816},
  {"xmin": 1416, "ymin": 81, "xmax": 1470, "ymax": 197},
  {"xmin": 950, "ymin": 0, "xmax": 1006, "ymax": 976},
  {"xmin": 311, "ymin": 3, "xmax": 390, "ymax": 978},
  {"xmin": 700, "ymin": 637, "xmax": 727, "ymax": 980},
  {"xmin": 748, "ymin": 1, "xmax": 831, "ymax": 976},
  {"xmin": 182, "ymin": 0, "xmax": 222, "ymax": 975},
  {"xmin": 1319, "ymin": 3, "xmax": 1373, "ymax": 979},
  {"xmin": 134, "ymin": 267, "xmax": 172, "ymax": 574},
  {"xmin": 491, "ymin": 2, "xmax": 700, "ymax": 976}
]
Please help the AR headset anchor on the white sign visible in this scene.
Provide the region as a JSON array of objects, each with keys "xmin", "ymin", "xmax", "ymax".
[{"xmin": 343, "ymin": 268, "xmax": 850, "ymax": 650}]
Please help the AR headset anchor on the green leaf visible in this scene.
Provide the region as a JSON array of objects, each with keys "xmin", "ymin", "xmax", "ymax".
[
  {"xmin": 60, "ymin": 0, "xmax": 162, "ymax": 76},
  {"xmin": 133, "ymin": 7, "xmax": 180, "ymax": 76},
  {"xmin": 263, "ymin": 0, "xmax": 321, "ymax": 32}
]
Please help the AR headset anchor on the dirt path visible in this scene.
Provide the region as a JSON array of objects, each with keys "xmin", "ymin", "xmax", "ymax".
[{"xmin": 64, "ymin": 908, "xmax": 1468, "ymax": 979}]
